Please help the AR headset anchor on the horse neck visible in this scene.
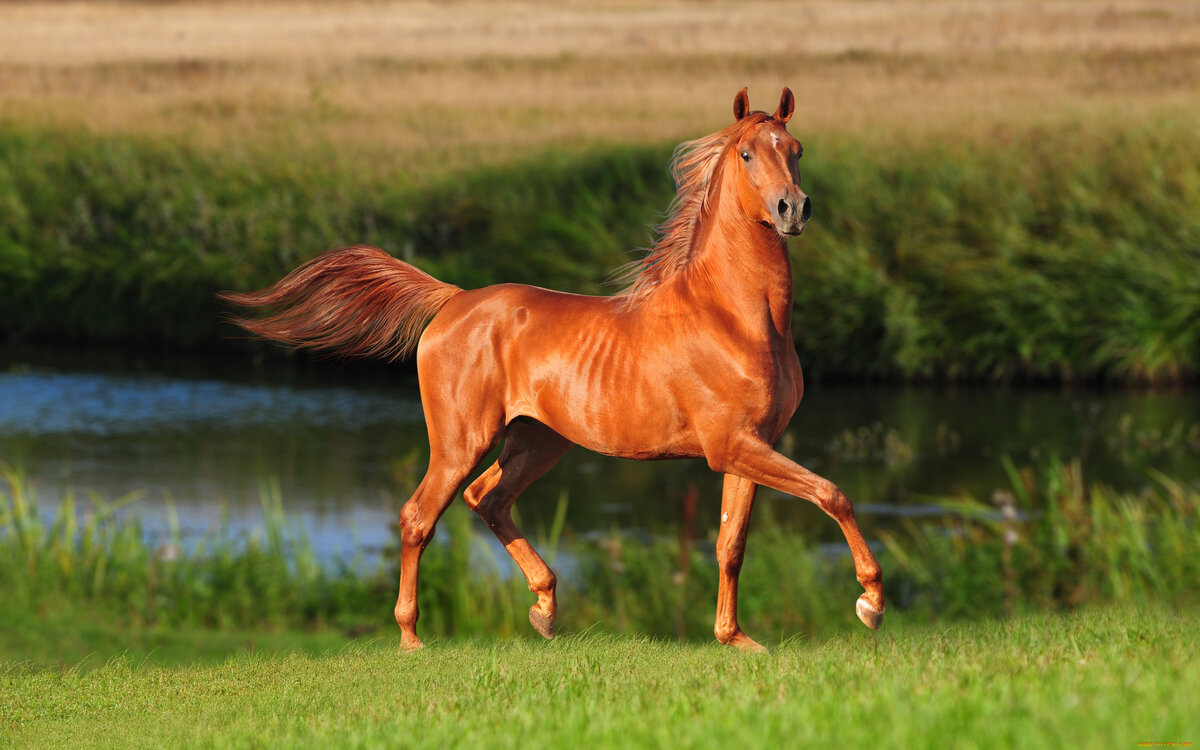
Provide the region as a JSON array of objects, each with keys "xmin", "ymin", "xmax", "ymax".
[{"xmin": 678, "ymin": 161, "xmax": 795, "ymax": 340}]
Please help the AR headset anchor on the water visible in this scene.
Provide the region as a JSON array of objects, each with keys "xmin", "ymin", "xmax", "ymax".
[{"xmin": 2, "ymin": 346, "xmax": 1198, "ymax": 564}]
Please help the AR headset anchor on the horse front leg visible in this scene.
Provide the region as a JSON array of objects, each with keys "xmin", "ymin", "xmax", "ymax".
[
  {"xmin": 714, "ymin": 473, "xmax": 766, "ymax": 652},
  {"xmin": 717, "ymin": 438, "xmax": 885, "ymax": 631}
]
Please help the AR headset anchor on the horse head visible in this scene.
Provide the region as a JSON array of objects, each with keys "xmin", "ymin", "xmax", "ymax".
[{"xmin": 729, "ymin": 87, "xmax": 812, "ymax": 237}]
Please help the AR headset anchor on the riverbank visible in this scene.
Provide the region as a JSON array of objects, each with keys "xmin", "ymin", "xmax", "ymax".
[
  {"xmin": 3, "ymin": 457, "xmax": 1197, "ymax": 668},
  {"xmin": 3, "ymin": 115, "xmax": 1198, "ymax": 382}
]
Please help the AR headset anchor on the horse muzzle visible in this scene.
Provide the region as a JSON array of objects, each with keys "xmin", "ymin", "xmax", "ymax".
[{"xmin": 772, "ymin": 192, "xmax": 812, "ymax": 237}]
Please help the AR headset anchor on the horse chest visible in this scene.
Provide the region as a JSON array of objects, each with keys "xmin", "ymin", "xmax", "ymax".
[
  {"xmin": 747, "ymin": 348, "xmax": 804, "ymax": 433},
  {"xmin": 680, "ymin": 328, "xmax": 801, "ymax": 435}
]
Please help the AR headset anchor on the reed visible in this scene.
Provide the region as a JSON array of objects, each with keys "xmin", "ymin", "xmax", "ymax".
[
  {"xmin": 0, "ymin": 465, "xmax": 385, "ymax": 632},
  {"xmin": 3, "ymin": 456, "xmax": 1196, "ymax": 651},
  {"xmin": 879, "ymin": 458, "xmax": 1200, "ymax": 620}
]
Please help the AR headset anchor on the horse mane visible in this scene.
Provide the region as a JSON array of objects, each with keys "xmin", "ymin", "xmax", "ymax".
[{"xmin": 614, "ymin": 113, "xmax": 769, "ymax": 305}]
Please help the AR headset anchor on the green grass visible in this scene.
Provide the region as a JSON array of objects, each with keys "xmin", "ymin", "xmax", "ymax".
[
  {"xmin": 0, "ymin": 468, "xmax": 390, "ymax": 637},
  {"xmin": 2, "ymin": 116, "xmax": 1199, "ymax": 381},
  {"xmin": 3, "ymin": 460, "xmax": 1197, "ymax": 746},
  {"xmin": 3, "ymin": 606, "xmax": 1197, "ymax": 749},
  {"xmin": 0, "ymin": 607, "xmax": 357, "ymax": 672},
  {"xmin": 3, "ymin": 458, "xmax": 1198, "ymax": 668}
]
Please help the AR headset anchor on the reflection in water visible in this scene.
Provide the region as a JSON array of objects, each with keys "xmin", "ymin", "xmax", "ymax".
[{"xmin": 2, "ymin": 348, "xmax": 1198, "ymax": 562}]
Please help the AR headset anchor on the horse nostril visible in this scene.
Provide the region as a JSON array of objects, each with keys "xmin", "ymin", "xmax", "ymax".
[
  {"xmin": 801, "ymin": 195, "xmax": 812, "ymax": 222},
  {"xmin": 778, "ymin": 198, "xmax": 792, "ymax": 218}
]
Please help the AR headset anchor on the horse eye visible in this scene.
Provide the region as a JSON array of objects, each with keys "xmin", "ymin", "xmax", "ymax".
[{"xmin": 741, "ymin": 151, "xmax": 751, "ymax": 162}]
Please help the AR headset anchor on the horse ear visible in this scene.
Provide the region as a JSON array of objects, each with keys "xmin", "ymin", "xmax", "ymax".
[
  {"xmin": 733, "ymin": 88, "xmax": 750, "ymax": 121},
  {"xmin": 774, "ymin": 87, "xmax": 795, "ymax": 123}
]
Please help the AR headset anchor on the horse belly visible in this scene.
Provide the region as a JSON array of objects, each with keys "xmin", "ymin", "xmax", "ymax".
[
  {"xmin": 505, "ymin": 333, "xmax": 702, "ymax": 460},
  {"xmin": 542, "ymin": 386, "xmax": 702, "ymax": 460}
]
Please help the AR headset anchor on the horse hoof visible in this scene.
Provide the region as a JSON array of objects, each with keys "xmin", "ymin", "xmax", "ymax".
[
  {"xmin": 728, "ymin": 633, "xmax": 767, "ymax": 653},
  {"xmin": 529, "ymin": 608, "xmax": 556, "ymax": 640},
  {"xmin": 399, "ymin": 636, "xmax": 426, "ymax": 653},
  {"xmin": 856, "ymin": 595, "xmax": 884, "ymax": 630}
]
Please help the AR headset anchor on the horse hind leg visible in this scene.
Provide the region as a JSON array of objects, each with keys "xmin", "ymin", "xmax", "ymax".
[
  {"xmin": 394, "ymin": 454, "xmax": 486, "ymax": 651},
  {"xmin": 462, "ymin": 418, "xmax": 572, "ymax": 640}
]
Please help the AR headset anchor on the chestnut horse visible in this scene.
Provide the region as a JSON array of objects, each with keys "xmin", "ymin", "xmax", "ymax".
[{"xmin": 222, "ymin": 88, "xmax": 884, "ymax": 651}]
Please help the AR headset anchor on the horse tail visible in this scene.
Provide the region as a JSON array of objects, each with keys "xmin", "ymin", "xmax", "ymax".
[{"xmin": 218, "ymin": 245, "xmax": 462, "ymax": 361}]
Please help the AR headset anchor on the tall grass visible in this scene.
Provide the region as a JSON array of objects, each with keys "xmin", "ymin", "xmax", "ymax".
[
  {"xmin": 0, "ymin": 465, "xmax": 385, "ymax": 632},
  {"xmin": 796, "ymin": 118, "xmax": 1200, "ymax": 381},
  {"xmin": 879, "ymin": 458, "xmax": 1200, "ymax": 619},
  {"xmin": 3, "ymin": 458, "xmax": 1196, "ymax": 647},
  {"xmin": 2, "ymin": 117, "xmax": 1199, "ymax": 380}
]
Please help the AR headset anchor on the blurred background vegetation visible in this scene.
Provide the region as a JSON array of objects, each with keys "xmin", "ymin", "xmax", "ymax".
[
  {"xmin": 4, "ymin": 457, "xmax": 1198, "ymax": 665},
  {"xmin": 2, "ymin": 0, "xmax": 1198, "ymax": 381}
]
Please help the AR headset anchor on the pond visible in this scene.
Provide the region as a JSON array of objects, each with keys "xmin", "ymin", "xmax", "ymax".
[{"xmin": 2, "ymin": 345, "xmax": 1198, "ymax": 564}]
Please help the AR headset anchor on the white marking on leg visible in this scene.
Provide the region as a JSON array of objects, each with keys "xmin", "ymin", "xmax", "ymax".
[{"xmin": 721, "ymin": 512, "xmax": 729, "ymax": 523}]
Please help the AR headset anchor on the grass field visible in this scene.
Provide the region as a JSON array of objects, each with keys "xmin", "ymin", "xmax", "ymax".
[
  {"xmin": 2, "ymin": 1, "xmax": 1198, "ymax": 175},
  {"xmin": 3, "ymin": 461, "xmax": 1198, "ymax": 746},
  {"xmin": 3, "ymin": 606, "xmax": 1197, "ymax": 749}
]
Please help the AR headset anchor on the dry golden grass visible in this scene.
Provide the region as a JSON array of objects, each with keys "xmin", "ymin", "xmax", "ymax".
[{"xmin": 3, "ymin": 0, "xmax": 1199, "ymax": 176}]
